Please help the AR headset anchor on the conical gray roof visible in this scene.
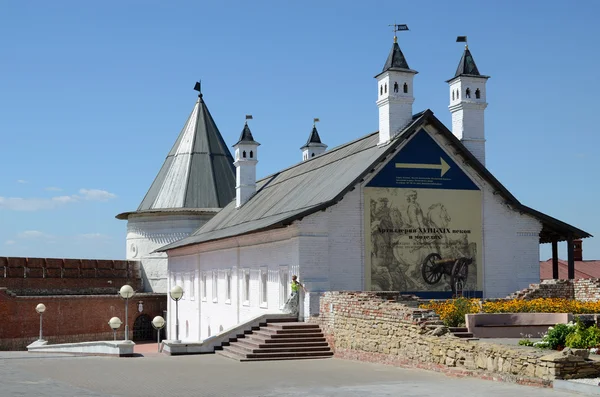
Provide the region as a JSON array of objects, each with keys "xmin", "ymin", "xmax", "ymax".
[
  {"xmin": 454, "ymin": 48, "xmax": 481, "ymax": 77},
  {"xmin": 135, "ymin": 95, "xmax": 235, "ymax": 212},
  {"xmin": 235, "ymin": 123, "xmax": 259, "ymax": 145},
  {"xmin": 301, "ymin": 126, "xmax": 325, "ymax": 149}
]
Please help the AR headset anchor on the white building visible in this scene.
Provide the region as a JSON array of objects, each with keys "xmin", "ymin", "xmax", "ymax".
[{"xmin": 124, "ymin": 37, "xmax": 589, "ymax": 341}]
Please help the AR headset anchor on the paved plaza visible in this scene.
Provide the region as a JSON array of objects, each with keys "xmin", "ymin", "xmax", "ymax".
[{"xmin": 0, "ymin": 346, "xmax": 579, "ymax": 397}]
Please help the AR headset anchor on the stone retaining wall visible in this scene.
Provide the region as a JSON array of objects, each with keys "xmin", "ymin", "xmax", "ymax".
[{"xmin": 311, "ymin": 291, "xmax": 600, "ymax": 385}]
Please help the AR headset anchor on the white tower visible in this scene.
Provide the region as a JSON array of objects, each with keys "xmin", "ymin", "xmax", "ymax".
[
  {"xmin": 301, "ymin": 120, "xmax": 327, "ymax": 161},
  {"xmin": 233, "ymin": 118, "xmax": 259, "ymax": 208},
  {"xmin": 116, "ymin": 83, "xmax": 236, "ymax": 292},
  {"xmin": 375, "ymin": 31, "xmax": 418, "ymax": 145},
  {"xmin": 447, "ymin": 40, "xmax": 490, "ymax": 165}
]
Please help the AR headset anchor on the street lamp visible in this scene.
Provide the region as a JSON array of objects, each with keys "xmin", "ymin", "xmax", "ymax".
[
  {"xmin": 169, "ymin": 285, "xmax": 184, "ymax": 343},
  {"xmin": 119, "ymin": 285, "xmax": 135, "ymax": 342},
  {"xmin": 35, "ymin": 303, "xmax": 46, "ymax": 341},
  {"xmin": 151, "ymin": 316, "xmax": 166, "ymax": 352},
  {"xmin": 108, "ymin": 317, "xmax": 122, "ymax": 342}
]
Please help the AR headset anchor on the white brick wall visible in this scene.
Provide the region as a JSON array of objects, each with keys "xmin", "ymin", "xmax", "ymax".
[
  {"xmin": 377, "ymin": 71, "xmax": 415, "ymax": 145},
  {"xmin": 126, "ymin": 213, "xmax": 212, "ymax": 293}
]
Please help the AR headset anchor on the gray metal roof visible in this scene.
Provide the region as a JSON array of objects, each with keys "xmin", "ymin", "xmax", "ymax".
[
  {"xmin": 118, "ymin": 94, "xmax": 235, "ymax": 219},
  {"xmin": 235, "ymin": 123, "xmax": 259, "ymax": 145},
  {"xmin": 300, "ymin": 126, "xmax": 324, "ymax": 149},
  {"xmin": 158, "ymin": 110, "xmax": 591, "ymax": 252},
  {"xmin": 378, "ymin": 42, "xmax": 417, "ymax": 76}
]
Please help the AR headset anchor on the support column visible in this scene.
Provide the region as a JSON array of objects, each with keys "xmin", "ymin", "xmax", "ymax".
[
  {"xmin": 567, "ymin": 234, "xmax": 575, "ymax": 280},
  {"xmin": 552, "ymin": 240, "xmax": 559, "ymax": 279}
]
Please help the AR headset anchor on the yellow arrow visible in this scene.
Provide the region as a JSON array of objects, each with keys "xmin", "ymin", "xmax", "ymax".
[{"xmin": 395, "ymin": 157, "xmax": 450, "ymax": 177}]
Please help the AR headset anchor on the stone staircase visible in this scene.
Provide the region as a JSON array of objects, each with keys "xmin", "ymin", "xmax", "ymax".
[
  {"xmin": 507, "ymin": 283, "xmax": 540, "ymax": 300},
  {"xmin": 216, "ymin": 320, "xmax": 333, "ymax": 362},
  {"xmin": 449, "ymin": 326, "xmax": 475, "ymax": 339}
]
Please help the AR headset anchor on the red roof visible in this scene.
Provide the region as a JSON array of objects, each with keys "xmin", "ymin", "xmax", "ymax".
[{"xmin": 540, "ymin": 259, "xmax": 600, "ymax": 280}]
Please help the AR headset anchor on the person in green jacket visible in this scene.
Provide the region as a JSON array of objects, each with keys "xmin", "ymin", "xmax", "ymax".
[{"xmin": 283, "ymin": 275, "xmax": 307, "ymax": 316}]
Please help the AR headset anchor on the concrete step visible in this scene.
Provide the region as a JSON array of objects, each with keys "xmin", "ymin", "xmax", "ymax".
[
  {"xmin": 266, "ymin": 323, "xmax": 320, "ymax": 330},
  {"xmin": 239, "ymin": 355, "xmax": 333, "ymax": 362},
  {"xmin": 448, "ymin": 327, "xmax": 468, "ymax": 332},
  {"xmin": 453, "ymin": 332, "xmax": 474, "ymax": 338},
  {"xmin": 252, "ymin": 330, "xmax": 324, "ymax": 339},
  {"xmin": 260, "ymin": 327, "xmax": 322, "ymax": 335},
  {"xmin": 245, "ymin": 335, "xmax": 328, "ymax": 344},
  {"xmin": 230, "ymin": 343, "xmax": 332, "ymax": 354},
  {"xmin": 236, "ymin": 339, "xmax": 330, "ymax": 350},
  {"xmin": 263, "ymin": 317, "xmax": 298, "ymax": 323},
  {"xmin": 244, "ymin": 350, "xmax": 333, "ymax": 359}
]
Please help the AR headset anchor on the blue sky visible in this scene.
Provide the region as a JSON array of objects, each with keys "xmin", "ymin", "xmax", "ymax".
[{"xmin": 1, "ymin": 1, "xmax": 599, "ymax": 261}]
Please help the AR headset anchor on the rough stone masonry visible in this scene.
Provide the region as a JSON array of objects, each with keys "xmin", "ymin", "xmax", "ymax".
[{"xmin": 310, "ymin": 291, "xmax": 600, "ymax": 386}]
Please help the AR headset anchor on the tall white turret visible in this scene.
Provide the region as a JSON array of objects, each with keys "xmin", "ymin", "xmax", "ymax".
[
  {"xmin": 375, "ymin": 32, "xmax": 418, "ymax": 145},
  {"xmin": 233, "ymin": 118, "xmax": 259, "ymax": 208},
  {"xmin": 447, "ymin": 41, "xmax": 489, "ymax": 165}
]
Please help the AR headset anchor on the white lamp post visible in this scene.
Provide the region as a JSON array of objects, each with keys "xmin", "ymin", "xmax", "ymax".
[
  {"xmin": 35, "ymin": 303, "xmax": 46, "ymax": 341},
  {"xmin": 151, "ymin": 316, "xmax": 166, "ymax": 352},
  {"xmin": 108, "ymin": 317, "xmax": 122, "ymax": 342},
  {"xmin": 118, "ymin": 285, "xmax": 135, "ymax": 342},
  {"xmin": 169, "ymin": 285, "xmax": 184, "ymax": 343}
]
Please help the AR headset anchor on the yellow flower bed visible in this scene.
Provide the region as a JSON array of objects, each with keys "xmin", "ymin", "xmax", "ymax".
[
  {"xmin": 420, "ymin": 298, "xmax": 600, "ymax": 326},
  {"xmin": 482, "ymin": 298, "xmax": 600, "ymax": 314}
]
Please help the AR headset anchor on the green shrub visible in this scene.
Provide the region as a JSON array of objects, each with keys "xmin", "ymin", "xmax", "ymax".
[
  {"xmin": 565, "ymin": 321, "xmax": 600, "ymax": 349},
  {"xmin": 543, "ymin": 323, "xmax": 575, "ymax": 350},
  {"xmin": 518, "ymin": 339, "xmax": 534, "ymax": 347}
]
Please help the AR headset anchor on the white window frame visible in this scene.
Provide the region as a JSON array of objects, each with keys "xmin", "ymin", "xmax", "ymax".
[
  {"xmin": 201, "ymin": 272, "xmax": 207, "ymax": 302},
  {"xmin": 212, "ymin": 270, "xmax": 218, "ymax": 303},
  {"xmin": 190, "ymin": 271, "xmax": 196, "ymax": 301},
  {"xmin": 225, "ymin": 269, "xmax": 232, "ymax": 304},
  {"xmin": 279, "ymin": 266, "xmax": 289, "ymax": 309},
  {"xmin": 242, "ymin": 268, "xmax": 250, "ymax": 306},
  {"xmin": 260, "ymin": 267, "xmax": 268, "ymax": 308}
]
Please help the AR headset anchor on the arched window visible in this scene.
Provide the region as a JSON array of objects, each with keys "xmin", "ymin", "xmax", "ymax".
[
  {"xmin": 475, "ymin": 88, "xmax": 481, "ymax": 99},
  {"xmin": 393, "ymin": 82, "xmax": 398, "ymax": 93},
  {"xmin": 466, "ymin": 88, "xmax": 471, "ymax": 98},
  {"xmin": 242, "ymin": 151, "xmax": 247, "ymax": 158},
  {"xmin": 403, "ymin": 83, "xmax": 408, "ymax": 93},
  {"xmin": 311, "ymin": 153, "xmax": 315, "ymax": 157},
  {"xmin": 456, "ymin": 89, "xmax": 460, "ymax": 99},
  {"xmin": 384, "ymin": 83, "xmax": 387, "ymax": 93},
  {"xmin": 249, "ymin": 150, "xmax": 253, "ymax": 158},
  {"xmin": 380, "ymin": 85, "xmax": 383, "ymax": 95},
  {"xmin": 452, "ymin": 90, "xmax": 455, "ymax": 100}
]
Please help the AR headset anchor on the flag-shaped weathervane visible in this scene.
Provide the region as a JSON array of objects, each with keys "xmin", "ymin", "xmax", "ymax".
[
  {"xmin": 389, "ymin": 23, "xmax": 409, "ymax": 43},
  {"xmin": 456, "ymin": 36, "xmax": 468, "ymax": 48},
  {"xmin": 193, "ymin": 81, "xmax": 202, "ymax": 97}
]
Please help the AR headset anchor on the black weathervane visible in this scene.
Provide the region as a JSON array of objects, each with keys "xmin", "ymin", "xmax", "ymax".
[
  {"xmin": 389, "ymin": 23, "xmax": 409, "ymax": 43},
  {"xmin": 456, "ymin": 36, "xmax": 468, "ymax": 49},
  {"xmin": 193, "ymin": 80, "xmax": 202, "ymax": 97}
]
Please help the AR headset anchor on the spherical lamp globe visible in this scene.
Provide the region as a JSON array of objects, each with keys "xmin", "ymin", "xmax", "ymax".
[
  {"xmin": 119, "ymin": 285, "xmax": 135, "ymax": 299},
  {"xmin": 35, "ymin": 303, "xmax": 46, "ymax": 314},
  {"xmin": 152, "ymin": 316, "xmax": 166, "ymax": 329},
  {"xmin": 170, "ymin": 285, "xmax": 184, "ymax": 301}
]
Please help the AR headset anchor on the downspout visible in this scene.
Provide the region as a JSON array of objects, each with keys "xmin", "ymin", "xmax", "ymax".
[{"xmin": 236, "ymin": 238, "xmax": 240, "ymax": 325}]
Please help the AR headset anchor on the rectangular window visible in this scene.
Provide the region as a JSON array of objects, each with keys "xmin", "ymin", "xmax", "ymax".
[
  {"xmin": 260, "ymin": 267, "xmax": 268, "ymax": 308},
  {"xmin": 279, "ymin": 266, "xmax": 289, "ymax": 309},
  {"xmin": 190, "ymin": 272, "xmax": 196, "ymax": 300},
  {"xmin": 201, "ymin": 272, "xmax": 207, "ymax": 301},
  {"xmin": 243, "ymin": 269, "xmax": 250, "ymax": 306},
  {"xmin": 225, "ymin": 270, "xmax": 232, "ymax": 304},
  {"xmin": 212, "ymin": 270, "xmax": 218, "ymax": 303}
]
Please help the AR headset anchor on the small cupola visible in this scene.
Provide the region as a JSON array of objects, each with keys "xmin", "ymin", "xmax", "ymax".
[
  {"xmin": 233, "ymin": 115, "xmax": 260, "ymax": 208},
  {"xmin": 301, "ymin": 118, "xmax": 327, "ymax": 161},
  {"xmin": 375, "ymin": 24, "xmax": 418, "ymax": 146},
  {"xmin": 447, "ymin": 36, "xmax": 490, "ymax": 165}
]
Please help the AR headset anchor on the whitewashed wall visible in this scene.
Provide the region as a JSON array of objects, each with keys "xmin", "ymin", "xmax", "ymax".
[{"xmin": 126, "ymin": 213, "xmax": 212, "ymax": 293}]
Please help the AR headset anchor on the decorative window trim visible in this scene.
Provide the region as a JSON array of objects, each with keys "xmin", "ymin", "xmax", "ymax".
[
  {"xmin": 201, "ymin": 272, "xmax": 207, "ymax": 302},
  {"xmin": 242, "ymin": 268, "xmax": 250, "ymax": 306},
  {"xmin": 279, "ymin": 266, "xmax": 289, "ymax": 309},
  {"xmin": 212, "ymin": 270, "xmax": 218, "ymax": 303},
  {"xmin": 260, "ymin": 267, "xmax": 268, "ymax": 309},
  {"xmin": 225, "ymin": 269, "xmax": 232, "ymax": 305}
]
